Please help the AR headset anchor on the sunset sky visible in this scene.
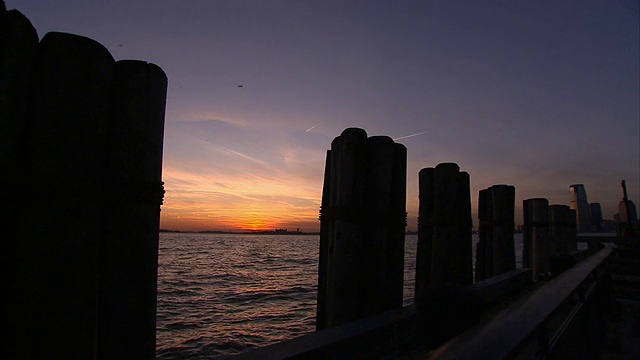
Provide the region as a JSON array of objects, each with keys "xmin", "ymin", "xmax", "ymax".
[{"xmin": 11, "ymin": 0, "xmax": 639, "ymax": 232}]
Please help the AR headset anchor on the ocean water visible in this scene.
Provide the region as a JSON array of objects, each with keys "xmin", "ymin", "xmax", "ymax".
[{"xmin": 156, "ymin": 233, "xmax": 523, "ymax": 359}]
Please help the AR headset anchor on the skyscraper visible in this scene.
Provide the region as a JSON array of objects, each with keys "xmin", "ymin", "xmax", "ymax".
[
  {"xmin": 570, "ymin": 184, "xmax": 591, "ymax": 233},
  {"xmin": 618, "ymin": 200, "xmax": 638, "ymax": 226},
  {"xmin": 590, "ymin": 203, "xmax": 603, "ymax": 232}
]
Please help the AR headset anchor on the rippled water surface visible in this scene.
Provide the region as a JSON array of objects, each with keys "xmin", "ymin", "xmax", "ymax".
[{"xmin": 156, "ymin": 233, "xmax": 523, "ymax": 358}]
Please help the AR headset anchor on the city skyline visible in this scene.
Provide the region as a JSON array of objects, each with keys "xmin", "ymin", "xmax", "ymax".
[
  {"xmin": 10, "ymin": 1, "xmax": 639, "ymax": 232},
  {"xmin": 570, "ymin": 184, "xmax": 592, "ymax": 233}
]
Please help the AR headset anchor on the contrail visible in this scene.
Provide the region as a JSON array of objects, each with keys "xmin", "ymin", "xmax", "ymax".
[
  {"xmin": 306, "ymin": 123, "xmax": 319, "ymax": 132},
  {"xmin": 392, "ymin": 131, "xmax": 430, "ymax": 141}
]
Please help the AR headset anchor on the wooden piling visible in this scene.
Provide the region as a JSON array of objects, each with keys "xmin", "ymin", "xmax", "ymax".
[
  {"xmin": 430, "ymin": 163, "xmax": 473, "ymax": 286},
  {"xmin": 25, "ymin": 31, "xmax": 115, "ymax": 358},
  {"xmin": 549, "ymin": 205, "xmax": 571, "ymax": 256},
  {"xmin": 322, "ymin": 128, "xmax": 368, "ymax": 328},
  {"xmin": 2, "ymin": 7, "xmax": 39, "ymax": 357},
  {"xmin": 316, "ymin": 150, "xmax": 331, "ymax": 331},
  {"xmin": 567, "ymin": 209, "xmax": 578, "ymax": 252},
  {"xmin": 97, "ymin": 60, "xmax": 167, "ymax": 359},
  {"xmin": 476, "ymin": 185, "xmax": 516, "ymax": 282},
  {"xmin": 415, "ymin": 162, "xmax": 473, "ymax": 312},
  {"xmin": 317, "ymin": 128, "xmax": 406, "ymax": 329},
  {"xmin": 0, "ymin": 8, "xmax": 38, "ymax": 172},
  {"xmin": 476, "ymin": 188, "xmax": 491, "ymax": 282},
  {"xmin": 523, "ymin": 198, "xmax": 550, "ymax": 281},
  {"xmin": 415, "ymin": 168, "xmax": 435, "ymax": 307},
  {"xmin": 363, "ymin": 136, "xmax": 407, "ymax": 313}
]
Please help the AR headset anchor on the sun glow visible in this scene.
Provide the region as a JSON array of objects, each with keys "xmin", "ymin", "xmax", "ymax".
[{"xmin": 159, "ymin": 163, "xmax": 322, "ymax": 232}]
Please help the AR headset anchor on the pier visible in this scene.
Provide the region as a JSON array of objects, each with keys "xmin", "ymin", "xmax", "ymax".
[
  {"xmin": 237, "ymin": 129, "xmax": 639, "ymax": 359},
  {"xmin": 3, "ymin": 4, "xmax": 638, "ymax": 359}
]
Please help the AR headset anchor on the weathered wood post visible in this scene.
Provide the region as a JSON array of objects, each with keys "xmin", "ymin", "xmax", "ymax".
[
  {"xmin": 0, "ymin": 6, "xmax": 37, "ymax": 172},
  {"xmin": 415, "ymin": 163, "xmax": 473, "ymax": 310},
  {"xmin": 316, "ymin": 128, "xmax": 406, "ymax": 329},
  {"xmin": 567, "ymin": 209, "xmax": 578, "ymax": 253},
  {"xmin": 414, "ymin": 167, "xmax": 435, "ymax": 307},
  {"xmin": 475, "ymin": 185, "xmax": 516, "ymax": 282},
  {"xmin": 2, "ymin": 6, "xmax": 39, "ymax": 357},
  {"xmin": 549, "ymin": 204, "xmax": 575, "ymax": 275},
  {"xmin": 97, "ymin": 60, "xmax": 167, "ymax": 358},
  {"xmin": 549, "ymin": 205, "xmax": 571, "ymax": 256},
  {"xmin": 25, "ymin": 32, "xmax": 115, "ymax": 358},
  {"xmin": 316, "ymin": 150, "xmax": 332, "ymax": 330},
  {"xmin": 523, "ymin": 198, "xmax": 550, "ymax": 281}
]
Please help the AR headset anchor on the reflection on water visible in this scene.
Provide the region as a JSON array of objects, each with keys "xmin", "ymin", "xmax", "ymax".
[{"xmin": 156, "ymin": 233, "xmax": 523, "ymax": 358}]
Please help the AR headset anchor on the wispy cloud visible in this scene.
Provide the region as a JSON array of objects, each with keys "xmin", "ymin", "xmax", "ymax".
[
  {"xmin": 393, "ymin": 131, "xmax": 430, "ymax": 141},
  {"xmin": 176, "ymin": 110, "xmax": 248, "ymax": 127},
  {"xmin": 219, "ymin": 146, "xmax": 271, "ymax": 167}
]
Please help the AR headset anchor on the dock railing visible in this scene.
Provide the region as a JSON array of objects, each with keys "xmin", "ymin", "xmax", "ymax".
[
  {"xmin": 426, "ymin": 243, "xmax": 615, "ymax": 359},
  {"xmin": 235, "ymin": 268, "xmax": 533, "ymax": 360},
  {"xmin": 235, "ymin": 243, "xmax": 613, "ymax": 359}
]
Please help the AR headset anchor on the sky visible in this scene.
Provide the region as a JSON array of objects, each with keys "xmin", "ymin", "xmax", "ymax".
[{"xmin": 8, "ymin": 0, "xmax": 639, "ymax": 232}]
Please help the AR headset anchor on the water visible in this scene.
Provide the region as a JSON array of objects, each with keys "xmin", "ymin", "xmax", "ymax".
[{"xmin": 156, "ymin": 233, "xmax": 522, "ymax": 359}]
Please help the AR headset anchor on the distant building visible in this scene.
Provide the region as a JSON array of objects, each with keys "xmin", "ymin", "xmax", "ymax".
[
  {"xmin": 601, "ymin": 219, "xmax": 618, "ymax": 233},
  {"xmin": 589, "ymin": 203, "xmax": 603, "ymax": 232},
  {"xmin": 570, "ymin": 184, "xmax": 591, "ymax": 233},
  {"xmin": 618, "ymin": 200, "xmax": 638, "ymax": 225}
]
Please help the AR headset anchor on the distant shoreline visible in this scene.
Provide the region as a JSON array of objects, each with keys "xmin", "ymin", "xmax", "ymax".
[
  {"xmin": 159, "ymin": 229, "xmax": 321, "ymax": 235},
  {"xmin": 160, "ymin": 229, "xmax": 420, "ymax": 236}
]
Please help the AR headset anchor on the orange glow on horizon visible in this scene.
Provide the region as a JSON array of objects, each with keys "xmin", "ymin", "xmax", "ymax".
[{"xmin": 159, "ymin": 163, "xmax": 324, "ymax": 232}]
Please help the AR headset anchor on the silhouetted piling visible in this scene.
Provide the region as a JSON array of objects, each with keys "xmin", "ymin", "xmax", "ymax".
[
  {"xmin": 567, "ymin": 209, "xmax": 578, "ymax": 252},
  {"xmin": 3, "ymin": 6, "xmax": 167, "ymax": 356},
  {"xmin": 316, "ymin": 150, "xmax": 332, "ymax": 330},
  {"xmin": 316, "ymin": 128, "xmax": 406, "ymax": 329},
  {"xmin": 97, "ymin": 60, "xmax": 167, "ymax": 358},
  {"xmin": 2, "ymin": 7, "xmax": 39, "ymax": 357},
  {"xmin": 415, "ymin": 167, "xmax": 435, "ymax": 307},
  {"xmin": 415, "ymin": 163, "xmax": 473, "ymax": 311},
  {"xmin": 523, "ymin": 198, "xmax": 550, "ymax": 281},
  {"xmin": 549, "ymin": 204, "xmax": 577, "ymax": 275},
  {"xmin": 549, "ymin": 205, "xmax": 572, "ymax": 256},
  {"xmin": 0, "ymin": 7, "xmax": 37, "ymax": 172},
  {"xmin": 25, "ymin": 32, "xmax": 115, "ymax": 358},
  {"xmin": 475, "ymin": 185, "xmax": 516, "ymax": 282},
  {"xmin": 364, "ymin": 136, "xmax": 407, "ymax": 313}
]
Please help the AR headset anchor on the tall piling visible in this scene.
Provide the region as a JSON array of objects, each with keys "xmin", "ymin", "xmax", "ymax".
[
  {"xmin": 316, "ymin": 150, "xmax": 332, "ymax": 330},
  {"xmin": 0, "ymin": 7, "xmax": 37, "ymax": 172},
  {"xmin": 475, "ymin": 185, "xmax": 516, "ymax": 282},
  {"xmin": 2, "ymin": 7, "xmax": 39, "ymax": 357},
  {"xmin": 97, "ymin": 60, "xmax": 167, "ymax": 358},
  {"xmin": 316, "ymin": 128, "xmax": 406, "ymax": 329},
  {"xmin": 549, "ymin": 204, "xmax": 575, "ymax": 275},
  {"xmin": 523, "ymin": 198, "xmax": 550, "ymax": 281},
  {"xmin": 415, "ymin": 167, "xmax": 435, "ymax": 307},
  {"xmin": 567, "ymin": 209, "xmax": 578, "ymax": 252},
  {"xmin": 24, "ymin": 32, "xmax": 115, "ymax": 358},
  {"xmin": 415, "ymin": 163, "xmax": 473, "ymax": 311},
  {"xmin": 3, "ymin": 5, "xmax": 167, "ymax": 356},
  {"xmin": 549, "ymin": 205, "xmax": 571, "ymax": 256}
]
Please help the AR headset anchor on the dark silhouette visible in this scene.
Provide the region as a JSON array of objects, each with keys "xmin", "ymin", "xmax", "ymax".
[
  {"xmin": 2, "ymin": 6, "xmax": 167, "ymax": 359},
  {"xmin": 316, "ymin": 128, "xmax": 407, "ymax": 330}
]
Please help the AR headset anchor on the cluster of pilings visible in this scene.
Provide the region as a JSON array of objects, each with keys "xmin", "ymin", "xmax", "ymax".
[
  {"xmin": 523, "ymin": 200, "xmax": 579, "ymax": 280},
  {"xmin": 316, "ymin": 128, "xmax": 580, "ymax": 333},
  {"xmin": 2, "ymin": 7, "xmax": 166, "ymax": 359},
  {"xmin": 316, "ymin": 128, "xmax": 407, "ymax": 330}
]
